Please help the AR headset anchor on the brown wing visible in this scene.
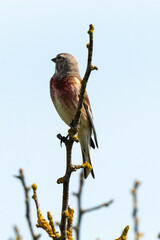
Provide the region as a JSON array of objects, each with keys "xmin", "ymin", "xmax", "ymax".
[{"xmin": 83, "ymin": 92, "xmax": 98, "ymax": 148}]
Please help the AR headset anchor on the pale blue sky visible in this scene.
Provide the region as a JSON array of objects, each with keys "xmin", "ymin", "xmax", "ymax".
[{"xmin": 0, "ymin": 0, "xmax": 160, "ymax": 239}]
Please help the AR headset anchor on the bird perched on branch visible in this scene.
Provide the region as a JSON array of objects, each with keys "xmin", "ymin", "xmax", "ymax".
[{"xmin": 50, "ymin": 53, "xmax": 98, "ymax": 178}]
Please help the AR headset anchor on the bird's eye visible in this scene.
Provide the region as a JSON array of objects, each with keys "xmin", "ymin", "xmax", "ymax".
[{"xmin": 57, "ymin": 56, "xmax": 62, "ymax": 61}]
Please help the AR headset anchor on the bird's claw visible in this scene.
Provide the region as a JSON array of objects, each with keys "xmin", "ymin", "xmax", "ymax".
[{"xmin": 57, "ymin": 134, "xmax": 69, "ymax": 147}]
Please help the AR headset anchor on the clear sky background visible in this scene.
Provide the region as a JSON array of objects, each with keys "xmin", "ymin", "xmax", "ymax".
[{"xmin": 1, "ymin": 0, "xmax": 160, "ymax": 239}]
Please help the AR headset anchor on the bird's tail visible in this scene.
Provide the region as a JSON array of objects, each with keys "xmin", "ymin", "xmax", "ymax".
[{"xmin": 81, "ymin": 147, "xmax": 95, "ymax": 179}]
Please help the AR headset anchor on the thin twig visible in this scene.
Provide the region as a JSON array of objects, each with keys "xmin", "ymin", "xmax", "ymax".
[
  {"xmin": 73, "ymin": 171, "xmax": 84, "ymax": 240},
  {"xmin": 71, "ymin": 24, "xmax": 98, "ymax": 132},
  {"xmin": 67, "ymin": 206, "xmax": 74, "ymax": 240},
  {"xmin": 32, "ymin": 183, "xmax": 40, "ymax": 211},
  {"xmin": 32, "ymin": 184, "xmax": 60, "ymax": 240},
  {"xmin": 115, "ymin": 225, "xmax": 129, "ymax": 240},
  {"xmin": 73, "ymin": 171, "xmax": 113, "ymax": 240},
  {"xmin": 13, "ymin": 226, "xmax": 22, "ymax": 240},
  {"xmin": 131, "ymin": 181, "xmax": 143, "ymax": 240},
  {"xmin": 15, "ymin": 169, "xmax": 40, "ymax": 240},
  {"xmin": 58, "ymin": 24, "xmax": 97, "ymax": 240},
  {"xmin": 82, "ymin": 200, "xmax": 114, "ymax": 214}
]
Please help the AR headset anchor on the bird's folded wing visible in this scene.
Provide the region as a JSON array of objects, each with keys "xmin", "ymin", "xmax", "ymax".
[{"xmin": 83, "ymin": 102, "xmax": 98, "ymax": 148}]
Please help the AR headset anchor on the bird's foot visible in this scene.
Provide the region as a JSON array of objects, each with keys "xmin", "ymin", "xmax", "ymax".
[
  {"xmin": 68, "ymin": 128, "xmax": 80, "ymax": 143},
  {"xmin": 57, "ymin": 134, "xmax": 69, "ymax": 147}
]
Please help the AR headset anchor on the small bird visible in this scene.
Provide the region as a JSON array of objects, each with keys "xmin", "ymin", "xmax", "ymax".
[{"xmin": 50, "ymin": 53, "xmax": 98, "ymax": 178}]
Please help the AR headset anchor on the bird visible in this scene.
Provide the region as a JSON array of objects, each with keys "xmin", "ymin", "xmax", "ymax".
[{"xmin": 50, "ymin": 53, "xmax": 98, "ymax": 178}]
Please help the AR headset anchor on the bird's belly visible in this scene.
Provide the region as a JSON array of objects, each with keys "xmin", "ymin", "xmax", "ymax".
[{"xmin": 54, "ymin": 94, "xmax": 76, "ymax": 126}]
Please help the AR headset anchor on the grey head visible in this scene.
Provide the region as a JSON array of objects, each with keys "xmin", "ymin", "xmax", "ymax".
[{"xmin": 51, "ymin": 53, "xmax": 80, "ymax": 79}]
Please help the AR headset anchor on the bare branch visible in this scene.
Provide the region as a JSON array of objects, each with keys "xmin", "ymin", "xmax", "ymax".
[
  {"xmin": 59, "ymin": 140, "xmax": 73, "ymax": 240},
  {"xmin": 131, "ymin": 181, "xmax": 143, "ymax": 240},
  {"xmin": 115, "ymin": 225, "xmax": 129, "ymax": 240},
  {"xmin": 32, "ymin": 183, "xmax": 40, "ymax": 210},
  {"xmin": 71, "ymin": 24, "xmax": 98, "ymax": 132},
  {"xmin": 15, "ymin": 169, "xmax": 40, "ymax": 240},
  {"xmin": 13, "ymin": 226, "xmax": 22, "ymax": 240},
  {"xmin": 67, "ymin": 206, "xmax": 74, "ymax": 240},
  {"xmin": 59, "ymin": 24, "xmax": 97, "ymax": 240},
  {"xmin": 73, "ymin": 171, "xmax": 113, "ymax": 240},
  {"xmin": 31, "ymin": 184, "xmax": 60, "ymax": 240},
  {"xmin": 82, "ymin": 200, "xmax": 114, "ymax": 214},
  {"xmin": 72, "ymin": 171, "xmax": 84, "ymax": 240}
]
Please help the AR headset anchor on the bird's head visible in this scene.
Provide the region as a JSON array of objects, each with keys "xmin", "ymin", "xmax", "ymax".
[{"xmin": 51, "ymin": 53, "xmax": 80, "ymax": 78}]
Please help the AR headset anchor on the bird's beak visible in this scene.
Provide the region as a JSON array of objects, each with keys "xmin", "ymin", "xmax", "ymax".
[{"xmin": 51, "ymin": 57, "xmax": 56, "ymax": 63}]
